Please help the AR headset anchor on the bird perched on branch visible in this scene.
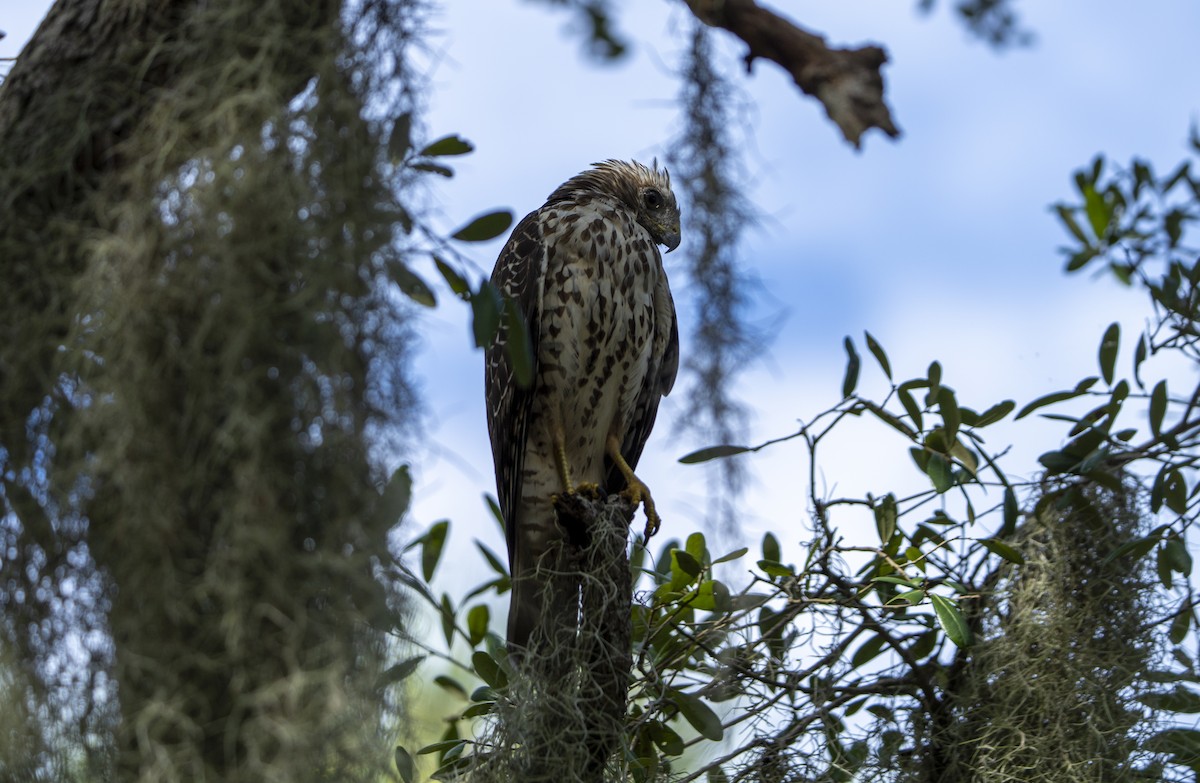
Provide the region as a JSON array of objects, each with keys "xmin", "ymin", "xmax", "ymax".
[{"xmin": 485, "ymin": 159, "xmax": 680, "ymax": 656}]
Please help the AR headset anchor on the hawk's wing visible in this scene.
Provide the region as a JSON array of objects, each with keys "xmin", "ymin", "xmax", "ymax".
[
  {"xmin": 485, "ymin": 210, "xmax": 546, "ymax": 567},
  {"xmin": 605, "ymin": 267, "xmax": 679, "ymax": 492}
]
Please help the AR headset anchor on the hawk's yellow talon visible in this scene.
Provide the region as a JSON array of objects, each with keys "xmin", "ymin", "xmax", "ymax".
[{"xmin": 606, "ymin": 434, "xmax": 663, "ymax": 543}]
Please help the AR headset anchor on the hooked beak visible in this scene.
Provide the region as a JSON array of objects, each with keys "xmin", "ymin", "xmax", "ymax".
[{"xmin": 662, "ymin": 230, "xmax": 681, "ymax": 253}]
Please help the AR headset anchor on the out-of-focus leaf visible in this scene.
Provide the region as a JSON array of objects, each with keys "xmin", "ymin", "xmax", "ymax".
[
  {"xmin": 1016, "ymin": 384, "xmax": 1094, "ymax": 419},
  {"xmin": 422, "ymin": 520, "xmax": 449, "ymax": 582},
  {"xmin": 1054, "ymin": 203, "xmax": 1089, "ymax": 244},
  {"xmin": 713, "ymin": 547, "xmax": 749, "ymax": 565},
  {"xmin": 1083, "ymin": 184, "xmax": 1112, "ymax": 239},
  {"xmin": 650, "ymin": 721, "xmax": 686, "ymax": 756},
  {"xmin": 1145, "ymin": 728, "xmax": 1200, "ymax": 773},
  {"xmin": 926, "ymin": 453, "xmax": 954, "ymax": 493},
  {"xmin": 1150, "ymin": 380, "xmax": 1168, "ymax": 436},
  {"xmin": 1139, "ymin": 686, "xmax": 1200, "ymax": 713},
  {"xmin": 502, "ymin": 297, "xmax": 534, "ymax": 387},
  {"xmin": 865, "ymin": 331, "xmax": 891, "ymax": 379},
  {"xmin": 434, "ymin": 255, "xmax": 471, "ymax": 300},
  {"xmin": 1104, "ymin": 535, "xmax": 1158, "ymax": 564},
  {"xmin": 389, "ymin": 113, "xmax": 413, "ymax": 163},
  {"xmin": 875, "ymin": 494, "xmax": 898, "ymax": 543},
  {"xmin": 898, "ymin": 385, "xmax": 924, "ymax": 430},
  {"xmin": 452, "ymin": 210, "xmax": 513, "ymax": 242},
  {"xmin": 433, "ymin": 675, "xmax": 468, "ymax": 699},
  {"xmin": 762, "ymin": 532, "xmax": 781, "ymax": 564},
  {"xmin": 973, "ymin": 400, "xmax": 1015, "ymax": 427},
  {"xmin": 376, "ymin": 656, "xmax": 425, "ymax": 690},
  {"xmin": 472, "ymin": 650, "xmax": 508, "ymax": 689},
  {"xmin": 378, "ymin": 465, "xmax": 413, "ymax": 528},
  {"xmin": 395, "ymin": 745, "xmax": 415, "ymax": 783},
  {"xmin": 1164, "ymin": 469, "xmax": 1188, "ymax": 515},
  {"xmin": 979, "ymin": 538, "xmax": 1024, "ymax": 565},
  {"xmin": 440, "ymin": 593, "xmax": 455, "ymax": 648},
  {"xmin": 471, "ymin": 281, "xmax": 503, "ymax": 349},
  {"xmin": 671, "ymin": 689, "xmax": 724, "ymax": 741},
  {"xmin": 850, "ymin": 634, "xmax": 888, "ymax": 668},
  {"xmin": 938, "ymin": 387, "xmax": 960, "ymax": 442},
  {"xmin": 392, "ymin": 263, "xmax": 437, "ymax": 307},
  {"xmin": 842, "ymin": 337, "xmax": 860, "ymax": 398},
  {"xmin": 467, "ymin": 604, "xmax": 490, "ymax": 646},
  {"xmin": 1165, "ymin": 538, "xmax": 1193, "ymax": 575},
  {"xmin": 420, "ymin": 134, "xmax": 474, "ymax": 157},
  {"xmin": 679, "ymin": 445, "xmax": 750, "ymax": 464},
  {"xmin": 1134, "ymin": 334, "xmax": 1148, "ymax": 388},
  {"xmin": 411, "ymin": 161, "xmax": 453, "ymax": 177},
  {"xmin": 1098, "ymin": 322, "xmax": 1120, "ymax": 385},
  {"xmin": 1002, "ymin": 486, "xmax": 1019, "ymax": 536},
  {"xmin": 1170, "ymin": 607, "xmax": 1193, "ymax": 645},
  {"xmin": 929, "ymin": 594, "xmax": 971, "ymax": 647},
  {"xmin": 862, "ymin": 400, "xmax": 916, "ymax": 439}
]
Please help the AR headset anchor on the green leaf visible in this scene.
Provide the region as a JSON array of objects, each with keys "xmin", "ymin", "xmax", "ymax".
[
  {"xmin": 925, "ymin": 453, "xmax": 954, "ymax": 493},
  {"xmin": 650, "ymin": 721, "xmax": 686, "ymax": 756},
  {"xmin": 377, "ymin": 465, "xmax": 413, "ymax": 528},
  {"xmin": 1016, "ymin": 389, "xmax": 1088, "ymax": 420},
  {"xmin": 1170, "ymin": 607, "xmax": 1193, "ymax": 645},
  {"xmin": 929, "ymin": 594, "xmax": 971, "ymax": 647},
  {"xmin": 850, "ymin": 634, "xmax": 888, "ymax": 668},
  {"xmin": 974, "ymin": 400, "xmax": 1015, "ymax": 427},
  {"xmin": 762, "ymin": 532, "xmax": 781, "ymax": 564},
  {"xmin": 874, "ymin": 494, "xmax": 898, "ymax": 543},
  {"xmin": 758, "ymin": 560, "xmax": 795, "ymax": 579},
  {"xmin": 475, "ymin": 541, "xmax": 508, "ymax": 577},
  {"xmin": 712, "ymin": 547, "xmax": 749, "ymax": 565},
  {"xmin": 842, "ymin": 337, "xmax": 860, "ymax": 398},
  {"xmin": 1133, "ymin": 334, "xmax": 1148, "ymax": 388},
  {"xmin": 389, "ymin": 113, "xmax": 413, "ymax": 163},
  {"xmin": 1054, "ymin": 203, "xmax": 1089, "ymax": 244},
  {"xmin": 466, "ymin": 604, "xmax": 490, "ymax": 646},
  {"xmin": 395, "ymin": 745, "xmax": 416, "ymax": 783},
  {"xmin": 419, "ymin": 134, "xmax": 474, "ymax": 157},
  {"xmin": 686, "ymin": 532, "xmax": 708, "ymax": 566},
  {"xmin": 433, "ymin": 255, "xmax": 471, "ymax": 300},
  {"xmin": 439, "ymin": 593, "xmax": 456, "ymax": 648},
  {"xmin": 898, "ymin": 385, "xmax": 923, "ymax": 431},
  {"xmin": 671, "ymin": 689, "xmax": 724, "ymax": 741},
  {"xmin": 433, "ymin": 675, "xmax": 468, "ymax": 699},
  {"xmin": 937, "ymin": 387, "xmax": 960, "ymax": 443},
  {"xmin": 1150, "ymin": 379, "xmax": 1168, "ymax": 436},
  {"xmin": 1104, "ymin": 535, "xmax": 1158, "ymax": 564},
  {"xmin": 672, "ymin": 549, "xmax": 703, "ymax": 580},
  {"xmin": 1164, "ymin": 469, "xmax": 1188, "ymax": 515},
  {"xmin": 1083, "ymin": 184, "xmax": 1112, "ymax": 239},
  {"xmin": 392, "ymin": 262, "xmax": 437, "ymax": 307},
  {"xmin": 452, "ymin": 210, "xmax": 513, "ymax": 242},
  {"xmin": 411, "ymin": 161, "xmax": 453, "ymax": 177},
  {"xmin": 864, "ymin": 331, "xmax": 891, "ymax": 379},
  {"xmin": 1098, "ymin": 322, "xmax": 1120, "ymax": 385},
  {"xmin": 1146, "ymin": 728, "xmax": 1200, "ymax": 772},
  {"xmin": 873, "ymin": 575, "xmax": 922, "ymax": 588},
  {"xmin": 678, "ymin": 444, "xmax": 750, "ymax": 464},
  {"xmin": 502, "ymin": 297, "xmax": 534, "ymax": 387},
  {"xmin": 470, "ymin": 281, "xmax": 503, "ymax": 349},
  {"xmin": 376, "ymin": 656, "xmax": 425, "ymax": 690},
  {"xmin": 472, "ymin": 650, "xmax": 508, "ymax": 689},
  {"xmin": 1002, "ymin": 487, "xmax": 1019, "ymax": 536},
  {"xmin": 1139, "ymin": 686, "xmax": 1200, "ymax": 713},
  {"xmin": 417, "ymin": 738, "xmax": 466, "ymax": 757},
  {"xmin": 1165, "ymin": 538, "xmax": 1193, "ymax": 575},
  {"xmin": 422, "ymin": 520, "xmax": 449, "ymax": 582},
  {"xmin": 979, "ymin": 538, "xmax": 1025, "ymax": 565},
  {"xmin": 862, "ymin": 400, "xmax": 916, "ymax": 439},
  {"xmin": 926, "ymin": 361, "xmax": 942, "ymax": 405}
]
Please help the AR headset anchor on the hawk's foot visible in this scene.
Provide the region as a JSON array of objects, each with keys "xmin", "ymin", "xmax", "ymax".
[
  {"xmin": 620, "ymin": 477, "xmax": 662, "ymax": 544},
  {"xmin": 606, "ymin": 434, "xmax": 663, "ymax": 544}
]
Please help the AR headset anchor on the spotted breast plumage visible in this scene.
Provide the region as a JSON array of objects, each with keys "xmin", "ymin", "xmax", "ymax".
[{"xmin": 485, "ymin": 160, "xmax": 680, "ymax": 656}]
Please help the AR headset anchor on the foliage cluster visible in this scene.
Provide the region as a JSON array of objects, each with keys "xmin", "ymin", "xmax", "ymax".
[{"xmin": 388, "ymin": 139, "xmax": 1200, "ymax": 782}]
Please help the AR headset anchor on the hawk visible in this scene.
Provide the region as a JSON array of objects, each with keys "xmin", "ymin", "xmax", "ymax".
[{"xmin": 485, "ymin": 160, "xmax": 680, "ymax": 655}]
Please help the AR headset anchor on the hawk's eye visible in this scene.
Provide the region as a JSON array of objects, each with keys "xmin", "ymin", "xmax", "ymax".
[{"xmin": 644, "ymin": 189, "xmax": 664, "ymax": 210}]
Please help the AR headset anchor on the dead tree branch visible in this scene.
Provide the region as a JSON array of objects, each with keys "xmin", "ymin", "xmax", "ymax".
[{"xmin": 681, "ymin": 0, "xmax": 901, "ymax": 148}]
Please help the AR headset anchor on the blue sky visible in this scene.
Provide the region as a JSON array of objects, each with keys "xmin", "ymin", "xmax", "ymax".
[{"xmin": 4, "ymin": 0, "xmax": 1199, "ymax": 569}]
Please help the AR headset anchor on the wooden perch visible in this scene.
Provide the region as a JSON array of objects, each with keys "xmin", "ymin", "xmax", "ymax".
[{"xmin": 683, "ymin": 0, "xmax": 901, "ymax": 148}]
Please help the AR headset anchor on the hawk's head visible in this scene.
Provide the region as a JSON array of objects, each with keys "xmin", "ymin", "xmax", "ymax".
[{"xmin": 549, "ymin": 159, "xmax": 682, "ymax": 253}]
